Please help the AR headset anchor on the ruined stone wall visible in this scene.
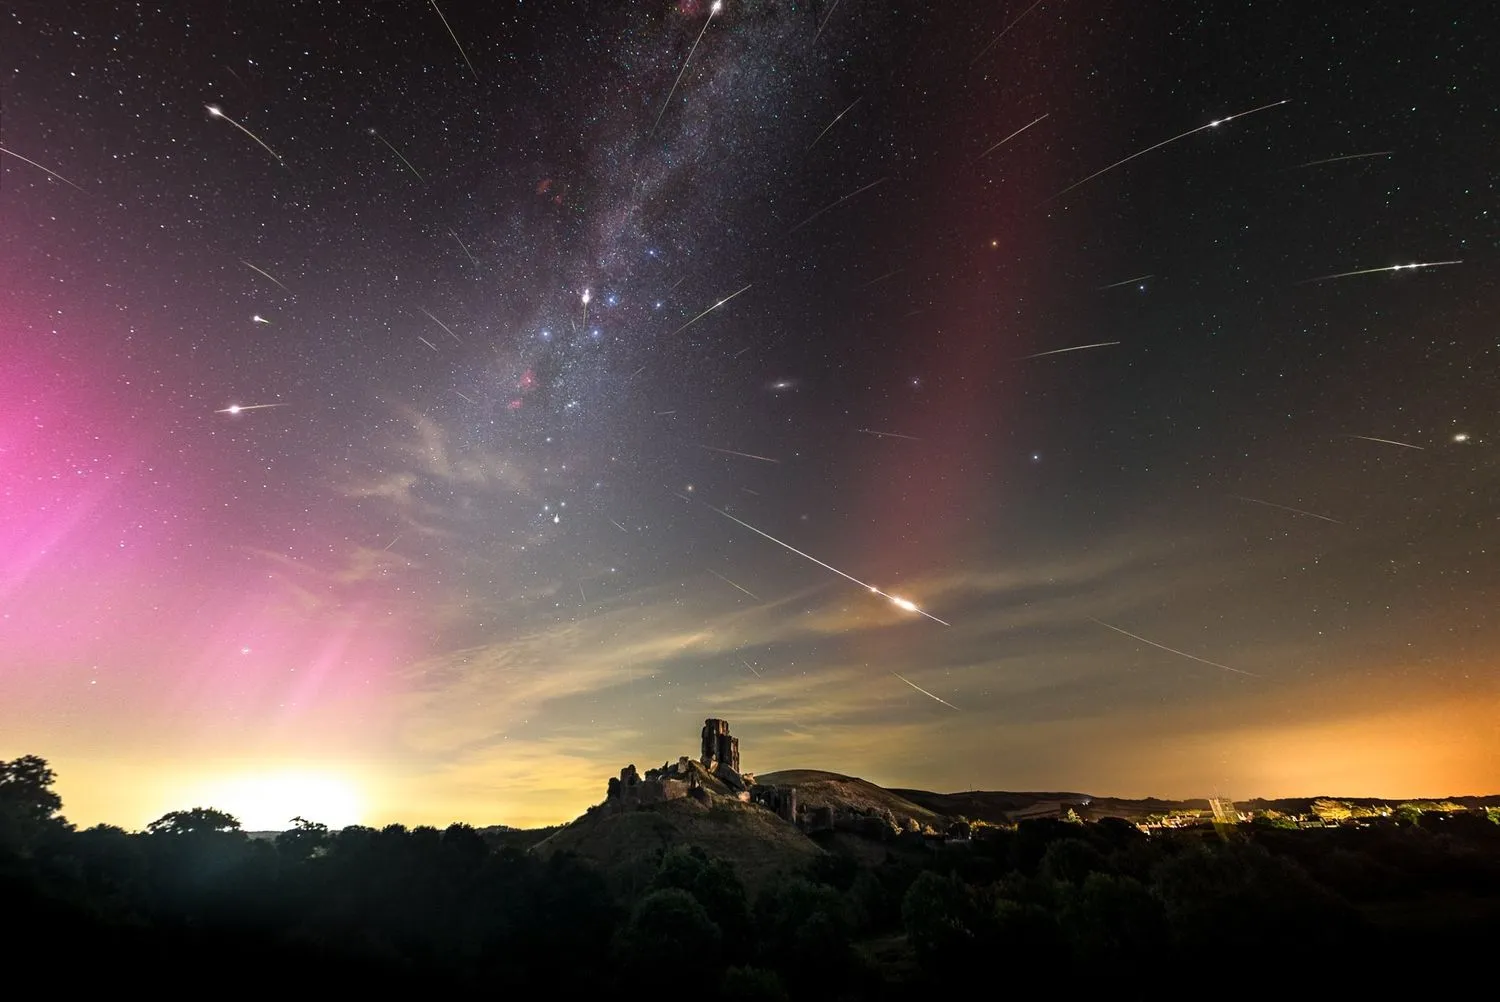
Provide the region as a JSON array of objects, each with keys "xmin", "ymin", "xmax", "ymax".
[{"xmin": 750, "ymin": 785, "xmax": 798, "ymax": 824}]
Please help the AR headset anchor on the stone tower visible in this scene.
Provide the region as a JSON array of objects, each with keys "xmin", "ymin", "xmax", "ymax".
[{"xmin": 700, "ymin": 718, "xmax": 739, "ymax": 773}]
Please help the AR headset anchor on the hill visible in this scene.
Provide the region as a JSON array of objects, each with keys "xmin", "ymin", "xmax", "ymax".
[
  {"xmin": 757, "ymin": 770, "xmax": 947, "ymax": 828},
  {"xmin": 533, "ymin": 794, "xmax": 823, "ymax": 895}
]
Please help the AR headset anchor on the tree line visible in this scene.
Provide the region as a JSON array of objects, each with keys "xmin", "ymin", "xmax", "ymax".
[{"xmin": 4, "ymin": 754, "xmax": 1499, "ymax": 995}]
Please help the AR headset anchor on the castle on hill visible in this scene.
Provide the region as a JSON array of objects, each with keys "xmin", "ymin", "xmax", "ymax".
[{"xmin": 601, "ymin": 718, "xmax": 798, "ymax": 824}]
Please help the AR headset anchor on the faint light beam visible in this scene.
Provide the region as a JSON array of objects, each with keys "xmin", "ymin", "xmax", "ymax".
[
  {"xmin": 1089, "ymin": 618, "xmax": 1260, "ymax": 677},
  {"xmin": 787, "ymin": 177, "xmax": 887, "ymax": 234},
  {"xmin": 893, "ymin": 672, "xmax": 962, "ymax": 711},
  {"xmin": 970, "ymin": 0, "xmax": 1046, "ymax": 66},
  {"xmin": 241, "ymin": 260, "xmax": 292, "ymax": 295},
  {"xmin": 1018, "ymin": 340, "xmax": 1120, "ymax": 360},
  {"xmin": 1341, "ymin": 433, "xmax": 1423, "ymax": 451},
  {"xmin": 976, "ymin": 112, "xmax": 1049, "ymax": 161},
  {"xmin": 429, "ymin": 0, "xmax": 478, "ymax": 79},
  {"xmin": 700, "ymin": 444, "xmax": 780, "ymax": 464},
  {"xmin": 708, "ymin": 569, "xmax": 761, "ymax": 600},
  {"xmin": 1229, "ymin": 494, "xmax": 1342, "ymax": 524}
]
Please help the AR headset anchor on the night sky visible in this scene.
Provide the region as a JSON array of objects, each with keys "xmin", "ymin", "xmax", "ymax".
[{"xmin": 3, "ymin": 1, "xmax": 1496, "ymax": 830}]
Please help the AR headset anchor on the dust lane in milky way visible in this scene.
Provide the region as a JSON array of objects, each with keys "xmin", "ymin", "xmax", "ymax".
[{"xmin": 0, "ymin": 1, "xmax": 1494, "ymax": 830}]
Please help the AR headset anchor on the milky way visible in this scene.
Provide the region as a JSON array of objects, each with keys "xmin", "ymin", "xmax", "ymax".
[{"xmin": 1, "ymin": 1, "xmax": 1495, "ymax": 829}]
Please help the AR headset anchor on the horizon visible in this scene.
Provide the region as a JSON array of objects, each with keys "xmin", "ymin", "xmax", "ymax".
[{"xmin": 4, "ymin": 2, "xmax": 1496, "ymax": 831}]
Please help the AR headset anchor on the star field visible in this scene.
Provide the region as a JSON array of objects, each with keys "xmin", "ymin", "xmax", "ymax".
[{"xmin": 1, "ymin": 1, "xmax": 1496, "ymax": 829}]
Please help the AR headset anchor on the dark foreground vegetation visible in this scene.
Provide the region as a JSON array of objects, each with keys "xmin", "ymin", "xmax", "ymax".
[{"xmin": 5, "ymin": 755, "xmax": 1499, "ymax": 994}]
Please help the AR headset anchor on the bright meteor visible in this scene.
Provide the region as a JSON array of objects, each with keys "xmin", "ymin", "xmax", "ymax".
[
  {"xmin": 205, "ymin": 105, "xmax": 284, "ymax": 165},
  {"xmin": 0, "ymin": 145, "xmax": 85, "ymax": 191},
  {"xmin": 1297, "ymin": 260, "xmax": 1462, "ymax": 284},
  {"xmin": 1050, "ymin": 98, "xmax": 1289, "ymax": 201},
  {"xmin": 697, "ymin": 500, "xmax": 950, "ymax": 626},
  {"xmin": 216, "ymin": 403, "xmax": 289, "ymax": 415},
  {"xmin": 1018, "ymin": 341, "xmax": 1120, "ymax": 360},
  {"xmin": 650, "ymin": 0, "xmax": 723, "ymax": 137},
  {"xmin": 667, "ymin": 284, "xmax": 752, "ymax": 337}
]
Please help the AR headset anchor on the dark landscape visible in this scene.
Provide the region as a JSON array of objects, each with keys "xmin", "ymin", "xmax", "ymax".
[
  {"xmin": 4, "ymin": 0, "xmax": 1497, "ymax": 993},
  {"xmin": 7, "ymin": 723, "xmax": 1500, "ymax": 994}
]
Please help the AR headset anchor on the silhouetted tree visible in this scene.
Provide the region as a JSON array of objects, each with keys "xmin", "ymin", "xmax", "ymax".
[
  {"xmin": 615, "ymin": 887, "xmax": 722, "ymax": 983},
  {"xmin": 146, "ymin": 807, "xmax": 243, "ymax": 836},
  {"xmin": 901, "ymin": 869, "xmax": 988, "ymax": 980},
  {"xmin": 1057, "ymin": 872, "xmax": 1167, "ymax": 971},
  {"xmin": 1039, "ymin": 835, "xmax": 1111, "ymax": 884},
  {"xmin": 0, "ymin": 755, "xmax": 71, "ymax": 853},
  {"xmin": 275, "ymin": 816, "xmax": 330, "ymax": 861},
  {"xmin": 755, "ymin": 878, "xmax": 855, "ymax": 994},
  {"xmin": 652, "ymin": 845, "xmax": 751, "ymax": 954}
]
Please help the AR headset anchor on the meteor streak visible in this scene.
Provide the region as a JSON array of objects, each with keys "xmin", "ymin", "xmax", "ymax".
[
  {"xmin": 698, "ymin": 500, "xmax": 950, "ymax": 625},
  {"xmin": 1089, "ymin": 618, "xmax": 1259, "ymax": 677},
  {"xmin": 976, "ymin": 113, "xmax": 1048, "ymax": 161},
  {"xmin": 417, "ymin": 307, "xmax": 461, "ymax": 343},
  {"xmin": 1050, "ymin": 99, "xmax": 1289, "ymax": 201},
  {"xmin": 1230, "ymin": 494, "xmax": 1341, "ymax": 524},
  {"xmin": 667, "ymin": 283, "xmax": 752, "ymax": 337},
  {"xmin": 0, "ymin": 145, "xmax": 84, "ymax": 191},
  {"xmin": 416, "ymin": 335, "xmax": 439, "ymax": 352},
  {"xmin": 454, "ymin": 390, "xmax": 476, "ymax": 404},
  {"xmin": 708, "ymin": 570, "xmax": 761, "ymax": 601},
  {"xmin": 858, "ymin": 428, "xmax": 921, "ymax": 441},
  {"xmin": 205, "ymin": 104, "xmax": 284, "ymax": 164},
  {"xmin": 1297, "ymin": 260, "xmax": 1461, "ymax": 284},
  {"xmin": 429, "ymin": 0, "xmax": 477, "ymax": 79},
  {"xmin": 893, "ymin": 672, "xmax": 961, "ymax": 711},
  {"xmin": 700, "ymin": 445, "xmax": 780, "ymax": 464},
  {"xmin": 369, "ymin": 129, "xmax": 425, "ymax": 182},
  {"xmin": 808, "ymin": 97, "xmax": 861, "ymax": 151},
  {"xmin": 856, "ymin": 268, "xmax": 902, "ymax": 290},
  {"xmin": 241, "ymin": 260, "xmax": 292, "ymax": 295},
  {"xmin": 970, "ymin": 0, "xmax": 1045, "ymax": 66},
  {"xmin": 216, "ymin": 403, "xmax": 289, "ymax": 414},
  {"xmin": 650, "ymin": 1, "xmax": 722, "ymax": 137},
  {"xmin": 1098, "ymin": 274, "xmax": 1153, "ymax": 290},
  {"xmin": 1290, "ymin": 151, "xmax": 1391, "ymax": 169},
  {"xmin": 1342, "ymin": 434, "xmax": 1423, "ymax": 451},
  {"xmin": 1018, "ymin": 341, "xmax": 1120, "ymax": 360},
  {"xmin": 607, "ymin": 518, "xmax": 629, "ymax": 534},
  {"xmin": 811, "ymin": 0, "xmax": 842, "ymax": 46},
  {"xmin": 450, "ymin": 231, "xmax": 478, "ymax": 265},
  {"xmin": 788, "ymin": 177, "xmax": 887, "ymax": 234}
]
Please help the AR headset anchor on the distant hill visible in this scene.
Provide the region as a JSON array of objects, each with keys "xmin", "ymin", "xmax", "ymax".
[{"xmin": 758, "ymin": 770, "xmax": 945, "ymax": 827}]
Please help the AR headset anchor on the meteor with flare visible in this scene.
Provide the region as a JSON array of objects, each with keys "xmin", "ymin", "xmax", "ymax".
[
  {"xmin": 205, "ymin": 105, "xmax": 284, "ymax": 165},
  {"xmin": 216, "ymin": 403, "xmax": 289, "ymax": 415},
  {"xmin": 667, "ymin": 283, "xmax": 753, "ymax": 337},
  {"xmin": 696, "ymin": 499, "xmax": 950, "ymax": 626}
]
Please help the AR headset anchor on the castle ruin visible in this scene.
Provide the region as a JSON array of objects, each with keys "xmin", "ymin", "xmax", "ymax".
[
  {"xmin": 600, "ymin": 719, "xmax": 797, "ymax": 824},
  {"xmin": 700, "ymin": 718, "xmax": 739, "ymax": 774}
]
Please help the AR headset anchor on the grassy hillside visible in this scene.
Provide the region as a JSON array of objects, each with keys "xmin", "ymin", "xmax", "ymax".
[
  {"xmin": 533, "ymin": 795, "xmax": 823, "ymax": 895},
  {"xmin": 757, "ymin": 770, "xmax": 946, "ymax": 827}
]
